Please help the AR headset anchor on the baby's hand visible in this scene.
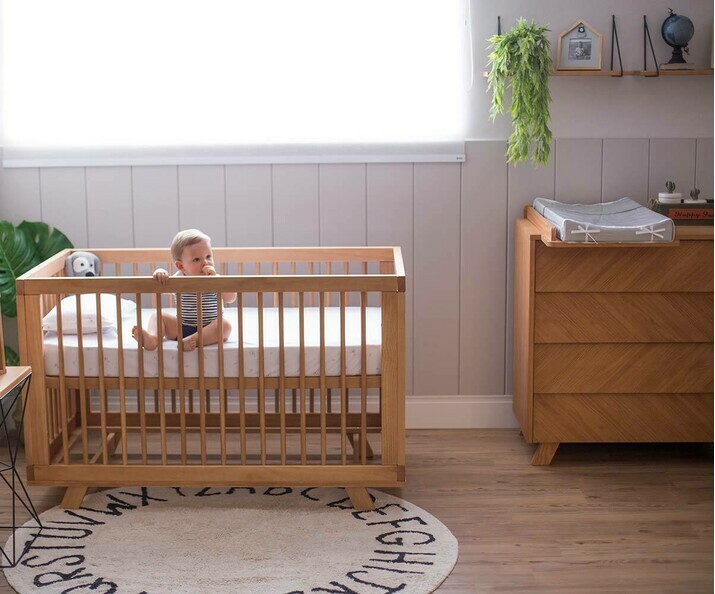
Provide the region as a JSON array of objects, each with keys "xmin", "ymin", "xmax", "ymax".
[
  {"xmin": 203, "ymin": 264, "xmax": 216, "ymax": 276},
  {"xmin": 153, "ymin": 268, "xmax": 169, "ymax": 284}
]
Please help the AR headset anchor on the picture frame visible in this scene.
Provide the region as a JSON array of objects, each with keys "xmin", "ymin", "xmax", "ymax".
[{"xmin": 556, "ymin": 20, "xmax": 602, "ymax": 71}]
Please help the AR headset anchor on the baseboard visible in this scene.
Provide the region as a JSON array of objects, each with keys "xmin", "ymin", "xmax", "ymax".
[{"xmin": 406, "ymin": 394, "xmax": 518, "ymax": 429}]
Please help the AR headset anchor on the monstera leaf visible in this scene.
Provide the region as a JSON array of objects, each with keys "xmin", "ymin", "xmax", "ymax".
[
  {"xmin": 4, "ymin": 346, "xmax": 19, "ymax": 366},
  {"xmin": 0, "ymin": 220, "xmax": 72, "ymax": 317},
  {"xmin": 18, "ymin": 221, "xmax": 73, "ymax": 264}
]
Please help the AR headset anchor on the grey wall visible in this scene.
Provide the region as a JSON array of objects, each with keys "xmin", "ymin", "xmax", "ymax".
[
  {"xmin": 470, "ymin": 0, "xmax": 713, "ymax": 139},
  {"xmin": 2, "ymin": 138, "xmax": 712, "ymax": 416}
]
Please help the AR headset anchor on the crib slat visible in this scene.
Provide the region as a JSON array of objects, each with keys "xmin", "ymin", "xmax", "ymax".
[
  {"xmin": 56, "ymin": 295, "xmax": 69, "ymax": 464},
  {"xmin": 340, "ymin": 290, "xmax": 347, "ymax": 466},
  {"xmin": 237, "ymin": 292, "xmax": 247, "ymax": 464},
  {"xmin": 290, "ymin": 262, "xmax": 297, "ymax": 307},
  {"xmin": 361, "ymin": 291, "xmax": 368, "ymax": 465},
  {"xmin": 273, "ymin": 262, "xmax": 279, "ymax": 307},
  {"xmin": 96, "ymin": 294, "xmax": 108, "ymax": 465},
  {"xmin": 258, "ymin": 292, "xmax": 266, "ymax": 465},
  {"xmin": 177, "ymin": 293, "xmax": 187, "ymax": 464},
  {"xmin": 76, "ymin": 295, "xmax": 89, "ymax": 464},
  {"xmin": 156, "ymin": 297, "xmax": 168, "ymax": 465},
  {"xmin": 218, "ymin": 301, "xmax": 227, "ymax": 465},
  {"xmin": 135, "ymin": 294, "xmax": 148, "ymax": 464},
  {"xmin": 309, "ymin": 262, "xmax": 315, "ymax": 306},
  {"xmin": 319, "ymin": 291, "xmax": 327, "ymax": 465},
  {"xmin": 326, "ymin": 262, "xmax": 332, "ymax": 306},
  {"xmin": 278, "ymin": 292, "xmax": 286, "ymax": 465},
  {"xmin": 116, "ymin": 294, "xmax": 128, "ymax": 465},
  {"xmin": 299, "ymin": 292, "xmax": 307, "ymax": 464},
  {"xmin": 197, "ymin": 294, "xmax": 207, "ymax": 465},
  {"xmin": 47, "ymin": 390, "xmax": 59, "ymax": 442},
  {"xmin": 153, "ymin": 270, "xmax": 162, "ymax": 414}
]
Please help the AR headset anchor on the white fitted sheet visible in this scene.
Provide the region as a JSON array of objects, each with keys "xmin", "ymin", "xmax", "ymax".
[{"xmin": 43, "ymin": 307, "xmax": 382, "ymax": 378}]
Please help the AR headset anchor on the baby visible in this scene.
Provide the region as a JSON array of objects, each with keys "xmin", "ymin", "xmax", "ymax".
[{"xmin": 132, "ymin": 229, "xmax": 236, "ymax": 351}]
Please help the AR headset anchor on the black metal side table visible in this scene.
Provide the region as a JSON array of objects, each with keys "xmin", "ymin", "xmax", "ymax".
[{"xmin": 0, "ymin": 367, "xmax": 42, "ymax": 568}]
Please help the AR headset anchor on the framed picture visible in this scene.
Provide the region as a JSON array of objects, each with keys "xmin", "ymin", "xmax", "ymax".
[{"xmin": 556, "ymin": 20, "xmax": 602, "ymax": 70}]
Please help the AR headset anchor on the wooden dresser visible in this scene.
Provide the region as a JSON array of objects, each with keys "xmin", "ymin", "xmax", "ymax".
[{"xmin": 514, "ymin": 207, "xmax": 714, "ymax": 465}]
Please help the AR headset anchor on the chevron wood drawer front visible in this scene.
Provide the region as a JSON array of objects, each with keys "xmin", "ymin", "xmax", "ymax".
[
  {"xmin": 534, "ymin": 343, "xmax": 714, "ymax": 394},
  {"xmin": 534, "ymin": 241, "xmax": 713, "ymax": 292},
  {"xmin": 533, "ymin": 393, "xmax": 714, "ymax": 443},
  {"xmin": 534, "ymin": 293, "xmax": 714, "ymax": 343}
]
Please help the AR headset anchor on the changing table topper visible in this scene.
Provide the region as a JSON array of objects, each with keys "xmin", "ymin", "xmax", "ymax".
[{"xmin": 533, "ymin": 197, "xmax": 675, "ymax": 243}]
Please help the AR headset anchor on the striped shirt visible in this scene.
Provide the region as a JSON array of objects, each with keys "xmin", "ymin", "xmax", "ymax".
[{"xmin": 173, "ymin": 271, "xmax": 219, "ymax": 327}]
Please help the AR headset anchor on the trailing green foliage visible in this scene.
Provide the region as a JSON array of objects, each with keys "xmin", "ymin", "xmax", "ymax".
[
  {"xmin": 487, "ymin": 19, "xmax": 553, "ymax": 166},
  {"xmin": 0, "ymin": 220, "xmax": 72, "ymax": 363}
]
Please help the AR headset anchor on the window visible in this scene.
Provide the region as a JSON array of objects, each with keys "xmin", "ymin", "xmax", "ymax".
[{"xmin": 2, "ymin": 0, "xmax": 470, "ymax": 164}]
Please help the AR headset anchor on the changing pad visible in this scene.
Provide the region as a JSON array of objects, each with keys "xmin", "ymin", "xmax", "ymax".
[{"xmin": 533, "ymin": 197, "xmax": 675, "ymax": 243}]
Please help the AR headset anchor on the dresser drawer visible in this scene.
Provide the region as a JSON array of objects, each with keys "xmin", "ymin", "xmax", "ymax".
[
  {"xmin": 535, "ymin": 241, "xmax": 713, "ymax": 292},
  {"xmin": 533, "ymin": 393, "xmax": 714, "ymax": 442},
  {"xmin": 535, "ymin": 293, "xmax": 714, "ymax": 343},
  {"xmin": 534, "ymin": 344, "xmax": 714, "ymax": 393}
]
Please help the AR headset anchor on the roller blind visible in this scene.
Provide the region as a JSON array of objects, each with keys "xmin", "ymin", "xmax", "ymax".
[{"xmin": 2, "ymin": 0, "xmax": 470, "ymax": 166}]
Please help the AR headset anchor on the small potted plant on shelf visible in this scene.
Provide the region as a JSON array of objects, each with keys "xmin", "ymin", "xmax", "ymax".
[
  {"xmin": 487, "ymin": 18, "xmax": 553, "ymax": 166},
  {"xmin": 659, "ymin": 180, "xmax": 682, "ymax": 204}
]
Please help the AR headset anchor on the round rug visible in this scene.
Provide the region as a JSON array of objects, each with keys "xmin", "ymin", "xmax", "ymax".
[{"xmin": 4, "ymin": 486, "xmax": 458, "ymax": 593}]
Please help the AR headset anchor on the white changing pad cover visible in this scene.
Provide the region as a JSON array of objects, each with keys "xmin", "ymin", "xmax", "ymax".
[
  {"xmin": 533, "ymin": 197, "xmax": 675, "ymax": 243},
  {"xmin": 43, "ymin": 307, "xmax": 382, "ymax": 378}
]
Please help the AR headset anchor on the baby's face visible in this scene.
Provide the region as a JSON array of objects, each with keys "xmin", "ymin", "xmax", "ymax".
[{"xmin": 176, "ymin": 239, "xmax": 214, "ymax": 276}]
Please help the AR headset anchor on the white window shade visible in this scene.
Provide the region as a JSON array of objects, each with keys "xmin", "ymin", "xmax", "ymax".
[{"xmin": 2, "ymin": 0, "xmax": 470, "ymax": 165}]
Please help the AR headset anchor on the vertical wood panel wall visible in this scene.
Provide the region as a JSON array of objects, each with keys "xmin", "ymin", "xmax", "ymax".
[{"xmin": 1, "ymin": 138, "xmax": 711, "ymax": 424}]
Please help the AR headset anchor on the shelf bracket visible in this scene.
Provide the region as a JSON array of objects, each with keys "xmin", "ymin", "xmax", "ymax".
[
  {"xmin": 610, "ymin": 15, "xmax": 624, "ymax": 76},
  {"xmin": 643, "ymin": 15, "xmax": 660, "ymax": 76}
]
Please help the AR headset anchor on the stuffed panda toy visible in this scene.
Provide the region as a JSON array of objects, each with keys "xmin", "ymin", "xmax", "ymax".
[{"xmin": 65, "ymin": 251, "xmax": 102, "ymax": 277}]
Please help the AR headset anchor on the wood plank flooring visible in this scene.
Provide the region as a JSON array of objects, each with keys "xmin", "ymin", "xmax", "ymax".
[{"xmin": 0, "ymin": 429, "xmax": 711, "ymax": 593}]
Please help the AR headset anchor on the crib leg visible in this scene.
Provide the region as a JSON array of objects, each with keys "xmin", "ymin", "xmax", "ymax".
[
  {"xmin": 62, "ymin": 486, "xmax": 88, "ymax": 509},
  {"xmin": 346, "ymin": 488, "xmax": 374, "ymax": 511},
  {"xmin": 61, "ymin": 432, "xmax": 122, "ymax": 509},
  {"xmin": 347, "ymin": 434, "xmax": 375, "ymax": 461}
]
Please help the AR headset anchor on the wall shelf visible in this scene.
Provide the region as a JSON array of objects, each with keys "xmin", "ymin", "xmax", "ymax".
[
  {"xmin": 482, "ymin": 69, "xmax": 713, "ymax": 78},
  {"xmin": 640, "ymin": 69, "xmax": 714, "ymax": 76},
  {"xmin": 487, "ymin": 15, "xmax": 714, "ymax": 80}
]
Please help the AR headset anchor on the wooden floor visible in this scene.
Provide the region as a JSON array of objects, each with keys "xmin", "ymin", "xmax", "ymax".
[{"xmin": 0, "ymin": 429, "xmax": 712, "ymax": 593}]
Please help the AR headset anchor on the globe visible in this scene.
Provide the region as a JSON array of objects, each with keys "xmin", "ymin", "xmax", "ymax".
[{"xmin": 661, "ymin": 11, "xmax": 694, "ymax": 49}]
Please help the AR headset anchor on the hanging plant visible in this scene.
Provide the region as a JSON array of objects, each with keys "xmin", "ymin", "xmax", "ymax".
[{"xmin": 487, "ymin": 19, "xmax": 553, "ymax": 166}]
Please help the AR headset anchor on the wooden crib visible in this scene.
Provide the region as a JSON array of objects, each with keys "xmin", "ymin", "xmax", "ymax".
[{"xmin": 16, "ymin": 247, "xmax": 405, "ymax": 511}]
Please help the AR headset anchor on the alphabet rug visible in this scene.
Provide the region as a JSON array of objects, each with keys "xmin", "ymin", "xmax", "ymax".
[{"xmin": 3, "ymin": 486, "xmax": 458, "ymax": 593}]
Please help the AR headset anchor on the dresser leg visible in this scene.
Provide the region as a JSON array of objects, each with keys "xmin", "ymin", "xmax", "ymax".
[{"xmin": 531, "ymin": 442, "xmax": 559, "ymax": 465}]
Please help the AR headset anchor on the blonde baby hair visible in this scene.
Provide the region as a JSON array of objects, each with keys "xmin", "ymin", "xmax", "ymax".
[{"xmin": 171, "ymin": 229, "xmax": 211, "ymax": 261}]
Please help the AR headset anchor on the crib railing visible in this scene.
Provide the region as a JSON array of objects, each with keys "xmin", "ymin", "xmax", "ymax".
[{"xmin": 17, "ymin": 247, "xmax": 405, "ymax": 495}]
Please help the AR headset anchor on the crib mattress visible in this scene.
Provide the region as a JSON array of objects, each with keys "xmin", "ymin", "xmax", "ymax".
[
  {"xmin": 43, "ymin": 307, "xmax": 382, "ymax": 378},
  {"xmin": 533, "ymin": 197, "xmax": 675, "ymax": 243}
]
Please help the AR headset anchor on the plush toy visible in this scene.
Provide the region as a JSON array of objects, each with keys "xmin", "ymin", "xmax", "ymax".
[{"xmin": 65, "ymin": 251, "xmax": 102, "ymax": 277}]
